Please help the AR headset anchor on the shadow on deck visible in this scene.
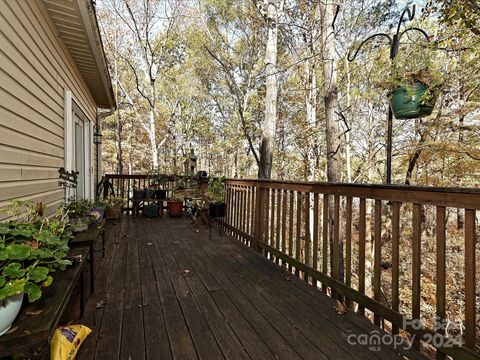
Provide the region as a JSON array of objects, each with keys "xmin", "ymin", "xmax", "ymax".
[{"xmin": 77, "ymin": 215, "xmax": 423, "ymax": 360}]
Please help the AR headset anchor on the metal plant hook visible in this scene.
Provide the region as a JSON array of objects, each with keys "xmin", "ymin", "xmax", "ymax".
[
  {"xmin": 347, "ymin": 33, "xmax": 392, "ymax": 62},
  {"xmin": 346, "ymin": 4, "xmax": 430, "ymax": 184},
  {"xmin": 395, "ymin": 4, "xmax": 416, "ymax": 37}
]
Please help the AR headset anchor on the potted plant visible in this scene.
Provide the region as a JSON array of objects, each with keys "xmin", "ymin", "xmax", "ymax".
[
  {"xmin": 206, "ymin": 177, "xmax": 226, "ymax": 218},
  {"xmin": 0, "ymin": 201, "xmax": 72, "ymax": 335},
  {"xmin": 152, "ymin": 174, "xmax": 169, "ymax": 200},
  {"xmin": 64, "ymin": 198, "xmax": 96, "ymax": 232},
  {"xmin": 377, "ymin": 49, "xmax": 443, "ymax": 119},
  {"xmin": 133, "ymin": 187, "xmax": 145, "ymax": 200},
  {"xmin": 167, "ymin": 192, "xmax": 184, "ymax": 218},
  {"xmin": 389, "ymin": 69, "xmax": 441, "ymax": 119},
  {"xmin": 105, "ymin": 197, "xmax": 123, "ymax": 219}
]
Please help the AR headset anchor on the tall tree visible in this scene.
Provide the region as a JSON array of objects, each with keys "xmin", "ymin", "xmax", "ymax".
[
  {"xmin": 258, "ymin": 0, "xmax": 284, "ymax": 179},
  {"xmin": 320, "ymin": 0, "xmax": 343, "ymax": 280}
]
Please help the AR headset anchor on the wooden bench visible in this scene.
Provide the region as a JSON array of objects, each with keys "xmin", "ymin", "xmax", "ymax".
[
  {"xmin": 69, "ymin": 220, "xmax": 106, "ymax": 294},
  {"xmin": 0, "ymin": 247, "xmax": 89, "ymax": 359}
]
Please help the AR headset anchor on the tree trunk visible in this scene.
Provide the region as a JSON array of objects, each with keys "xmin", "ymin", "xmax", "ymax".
[
  {"xmin": 320, "ymin": 1, "xmax": 343, "ymax": 281},
  {"xmin": 457, "ymin": 115, "xmax": 465, "ymax": 229},
  {"xmin": 305, "ymin": 36, "xmax": 318, "ymax": 181},
  {"xmin": 344, "ymin": 57, "xmax": 352, "ymax": 182},
  {"xmin": 258, "ymin": 0, "xmax": 279, "ymax": 179},
  {"xmin": 148, "ymin": 107, "xmax": 158, "ymax": 169}
]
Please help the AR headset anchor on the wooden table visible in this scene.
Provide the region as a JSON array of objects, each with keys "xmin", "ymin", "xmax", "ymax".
[
  {"xmin": 69, "ymin": 220, "xmax": 105, "ymax": 294},
  {"xmin": 0, "ymin": 247, "xmax": 89, "ymax": 359}
]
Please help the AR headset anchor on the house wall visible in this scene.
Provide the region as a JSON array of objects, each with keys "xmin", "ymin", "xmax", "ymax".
[{"xmin": 0, "ymin": 0, "xmax": 98, "ymax": 218}]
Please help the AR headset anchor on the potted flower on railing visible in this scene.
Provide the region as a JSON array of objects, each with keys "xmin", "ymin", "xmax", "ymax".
[
  {"xmin": 64, "ymin": 198, "xmax": 96, "ymax": 232},
  {"xmin": 206, "ymin": 177, "xmax": 226, "ymax": 218},
  {"xmin": 104, "ymin": 197, "xmax": 123, "ymax": 219},
  {"xmin": 0, "ymin": 201, "xmax": 72, "ymax": 336},
  {"xmin": 167, "ymin": 192, "xmax": 184, "ymax": 218}
]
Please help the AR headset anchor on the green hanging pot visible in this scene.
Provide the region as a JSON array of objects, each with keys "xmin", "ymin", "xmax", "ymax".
[{"xmin": 390, "ymin": 82, "xmax": 436, "ymax": 119}]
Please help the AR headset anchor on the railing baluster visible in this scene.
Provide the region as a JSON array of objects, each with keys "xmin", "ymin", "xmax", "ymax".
[
  {"xmin": 412, "ymin": 203, "xmax": 422, "ymax": 350},
  {"xmin": 241, "ymin": 186, "xmax": 246, "ymax": 241},
  {"xmin": 358, "ymin": 198, "xmax": 366, "ymax": 315},
  {"xmin": 435, "ymin": 205, "xmax": 446, "ymax": 360},
  {"xmin": 253, "ymin": 185, "xmax": 263, "ymax": 252},
  {"xmin": 345, "ymin": 197, "xmax": 352, "ymax": 307},
  {"xmin": 296, "ymin": 191, "xmax": 302, "ymax": 277},
  {"xmin": 392, "ymin": 202, "xmax": 400, "ymax": 334},
  {"xmin": 288, "ymin": 190, "xmax": 294, "ymax": 272},
  {"xmin": 270, "ymin": 188, "xmax": 276, "ymax": 259},
  {"xmin": 281, "ymin": 190, "xmax": 287, "ymax": 266},
  {"xmin": 225, "ymin": 185, "xmax": 231, "ymax": 226},
  {"xmin": 322, "ymin": 194, "xmax": 329, "ymax": 292},
  {"xmin": 249, "ymin": 186, "xmax": 254, "ymax": 237},
  {"xmin": 374, "ymin": 199, "xmax": 382, "ymax": 325},
  {"xmin": 263, "ymin": 188, "xmax": 270, "ymax": 251},
  {"xmin": 333, "ymin": 195, "xmax": 340, "ymax": 282},
  {"xmin": 276, "ymin": 188, "xmax": 282, "ymax": 264},
  {"xmin": 305, "ymin": 192, "xmax": 311, "ymax": 282},
  {"xmin": 465, "ymin": 208, "xmax": 476, "ymax": 350}
]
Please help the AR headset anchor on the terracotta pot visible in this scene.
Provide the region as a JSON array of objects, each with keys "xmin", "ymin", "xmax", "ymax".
[
  {"xmin": 167, "ymin": 201, "xmax": 183, "ymax": 217},
  {"xmin": 105, "ymin": 207, "xmax": 121, "ymax": 219}
]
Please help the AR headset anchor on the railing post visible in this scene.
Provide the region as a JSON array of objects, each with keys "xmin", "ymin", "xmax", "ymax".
[{"xmin": 253, "ymin": 184, "xmax": 263, "ymax": 252}]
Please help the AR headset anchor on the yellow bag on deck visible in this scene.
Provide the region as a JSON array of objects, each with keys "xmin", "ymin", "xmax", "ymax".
[{"xmin": 50, "ymin": 325, "xmax": 92, "ymax": 360}]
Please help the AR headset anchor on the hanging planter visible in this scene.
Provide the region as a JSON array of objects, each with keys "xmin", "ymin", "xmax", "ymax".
[{"xmin": 390, "ymin": 81, "xmax": 436, "ymax": 119}]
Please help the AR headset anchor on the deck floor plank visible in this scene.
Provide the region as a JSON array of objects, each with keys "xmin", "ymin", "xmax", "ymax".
[{"xmin": 76, "ymin": 215, "xmax": 424, "ymax": 360}]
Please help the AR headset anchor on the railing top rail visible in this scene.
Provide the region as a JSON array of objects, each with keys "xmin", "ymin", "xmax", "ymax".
[{"xmin": 225, "ymin": 178, "xmax": 480, "ymax": 209}]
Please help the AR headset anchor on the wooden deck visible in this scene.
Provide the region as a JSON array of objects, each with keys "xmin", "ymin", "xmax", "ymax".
[{"xmin": 77, "ymin": 215, "xmax": 423, "ymax": 360}]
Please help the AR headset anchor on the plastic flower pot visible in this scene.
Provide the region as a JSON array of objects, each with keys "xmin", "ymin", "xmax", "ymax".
[
  {"xmin": 390, "ymin": 82, "xmax": 435, "ymax": 119},
  {"xmin": 70, "ymin": 218, "xmax": 89, "ymax": 232},
  {"xmin": 144, "ymin": 189, "xmax": 154, "ymax": 199},
  {"xmin": 209, "ymin": 203, "xmax": 226, "ymax": 218},
  {"xmin": 105, "ymin": 207, "xmax": 121, "ymax": 219},
  {"xmin": 133, "ymin": 189, "xmax": 145, "ymax": 200},
  {"xmin": 154, "ymin": 189, "xmax": 167, "ymax": 200},
  {"xmin": 143, "ymin": 204, "xmax": 159, "ymax": 218},
  {"xmin": 167, "ymin": 201, "xmax": 183, "ymax": 218},
  {"xmin": 0, "ymin": 293, "xmax": 24, "ymax": 336}
]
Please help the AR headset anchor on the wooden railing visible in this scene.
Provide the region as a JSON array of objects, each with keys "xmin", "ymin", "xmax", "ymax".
[
  {"xmin": 102, "ymin": 174, "xmax": 191, "ymax": 212},
  {"xmin": 217, "ymin": 179, "xmax": 480, "ymax": 359}
]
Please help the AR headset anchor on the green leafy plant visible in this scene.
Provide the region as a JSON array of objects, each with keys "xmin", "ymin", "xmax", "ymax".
[
  {"xmin": 375, "ymin": 44, "xmax": 444, "ymax": 105},
  {"xmin": 206, "ymin": 177, "xmax": 226, "ymax": 204},
  {"xmin": 64, "ymin": 197, "xmax": 96, "ymax": 223},
  {"xmin": 0, "ymin": 201, "xmax": 72, "ymax": 302},
  {"xmin": 93, "ymin": 198, "xmax": 107, "ymax": 208},
  {"xmin": 104, "ymin": 196, "xmax": 123, "ymax": 210},
  {"xmin": 168, "ymin": 192, "xmax": 185, "ymax": 202}
]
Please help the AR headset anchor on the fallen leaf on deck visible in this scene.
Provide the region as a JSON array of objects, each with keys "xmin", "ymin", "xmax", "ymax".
[
  {"xmin": 25, "ymin": 310, "xmax": 43, "ymax": 315},
  {"xmin": 96, "ymin": 300, "xmax": 107, "ymax": 308},
  {"xmin": 335, "ymin": 300, "xmax": 347, "ymax": 315}
]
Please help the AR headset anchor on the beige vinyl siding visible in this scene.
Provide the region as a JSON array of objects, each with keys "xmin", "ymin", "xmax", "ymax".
[{"xmin": 0, "ymin": 0, "xmax": 97, "ymax": 218}]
